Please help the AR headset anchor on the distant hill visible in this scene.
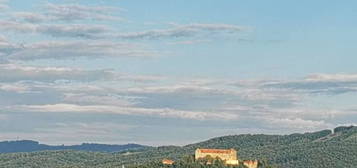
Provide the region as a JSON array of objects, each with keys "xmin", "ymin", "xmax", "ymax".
[
  {"xmin": 0, "ymin": 126, "xmax": 356, "ymax": 168},
  {"xmin": 115, "ymin": 125, "xmax": 357, "ymax": 168},
  {"xmin": 0, "ymin": 140, "xmax": 149, "ymax": 153}
]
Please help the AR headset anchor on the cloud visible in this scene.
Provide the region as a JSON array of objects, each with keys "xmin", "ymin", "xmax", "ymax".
[
  {"xmin": 11, "ymin": 103, "xmax": 239, "ymax": 121},
  {"xmin": 0, "ymin": 0, "xmax": 8, "ymax": 10},
  {"xmin": 0, "ymin": 114, "xmax": 8, "ymax": 120},
  {"xmin": 263, "ymin": 73, "xmax": 357, "ymax": 95},
  {"xmin": 0, "ymin": 20, "xmax": 112, "ymax": 38},
  {"xmin": 262, "ymin": 117, "xmax": 331, "ymax": 130},
  {"xmin": 118, "ymin": 84, "xmax": 246, "ymax": 111},
  {"xmin": 125, "ymin": 84, "xmax": 232, "ymax": 95},
  {"xmin": 306, "ymin": 73, "xmax": 357, "ymax": 82},
  {"xmin": 114, "ymin": 23, "xmax": 246, "ymax": 40},
  {"xmin": 0, "ymin": 83, "xmax": 31, "ymax": 93},
  {"xmin": 0, "ymin": 20, "xmax": 246, "ymax": 41},
  {"xmin": 45, "ymin": 3, "xmax": 122, "ymax": 22},
  {"xmin": 62, "ymin": 93, "xmax": 135, "ymax": 106},
  {"xmin": 0, "ymin": 81, "xmax": 142, "ymax": 107},
  {"xmin": 0, "ymin": 4, "xmax": 7, "ymax": 10},
  {"xmin": 0, "ymin": 122, "xmax": 140, "ymax": 145},
  {"xmin": 168, "ymin": 40, "xmax": 211, "ymax": 45},
  {"xmin": 12, "ymin": 12, "xmax": 48, "ymax": 23},
  {"xmin": 0, "ymin": 36, "xmax": 24, "ymax": 58},
  {"xmin": 1, "ymin": 40, "xmax": 157, "ymax": 61},
  {"xmin": 120, "ymin": 81, "xmax": 302, "ymax": 112},
  {"xmin": 1, "ymin": 74, "xmax": 351, "ymax": 124},
  {"xmin": 36, "ymin": 24, "xmax": 112, "ymax": 38},
  {"xmin": 0, "ymin": 35, "xmax": 7, "ymax": 42},
  {"xmin": 0, "ymin": 3, "xmax": 248, "ymax": 47},
  {"xmin": 11, "ymin": 3, "xmax": 122, "ymax": 23},
  {"xmin": 1, "ymin": 81, "xmax": 235, "ymax": 110},
  {"xmin": 0, "ymin": 20, "xmax": 36, "ymax": 33},
  {"xmin": 0, "ymin": 64, "xmax": 165, "ymax": 83},
  {"xmin": 1, "ymin": 73, "xmax": 356, "ymax": 137},
  {"xmin": 0, "ymin": 64, "xmax": 115, "ymax": 82}
]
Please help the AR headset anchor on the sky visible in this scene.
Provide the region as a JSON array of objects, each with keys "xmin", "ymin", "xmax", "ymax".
[{"xmin": 0, "ymin": 0, "xmax": 357, "ymax": 146}]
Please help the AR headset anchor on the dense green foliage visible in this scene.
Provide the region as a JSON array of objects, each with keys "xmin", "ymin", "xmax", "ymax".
[
  {"xmin": 127, "ymin": 155, "xmax": 276, "ymax": 168},
  {"xmin": 0, "ymin": 126, "xmax": 356, "ymax": 168}
]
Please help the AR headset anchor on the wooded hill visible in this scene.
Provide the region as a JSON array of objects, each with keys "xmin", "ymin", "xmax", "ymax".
[
  {"xmin": 0, "ymin": 126, "xmax": 356, "ymax": 168},
  {"xmin": 0, "ymin": 140, "xmax": 148, "ymax": 153}
]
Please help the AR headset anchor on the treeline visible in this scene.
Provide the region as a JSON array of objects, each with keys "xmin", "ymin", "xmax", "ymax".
[
  {"xmin": 0, "ymin": 140, "xmax": 148, "ymax": 153},
  {"xmin": 0, "ymin": 126, "xmax": 356, "ymax": 168},
  {"xmin": 127, "ymin": 155, "xmax": 277, "ymax": 168}
]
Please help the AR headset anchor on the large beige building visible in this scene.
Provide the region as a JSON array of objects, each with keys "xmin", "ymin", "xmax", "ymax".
[{"xmin": 195, "ymin": 148, "xmax": 239, "ymax": 165}]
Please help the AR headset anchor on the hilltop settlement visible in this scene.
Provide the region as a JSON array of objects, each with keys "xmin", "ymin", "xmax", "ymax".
[{"xmin": 161, "ymin": 148, "xmax": 258, "ymax": 168}]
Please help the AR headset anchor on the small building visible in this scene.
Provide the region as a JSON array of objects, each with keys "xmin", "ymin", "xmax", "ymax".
[
  {"xmin": 162, "ymin": 159, "xmax": 175, "ymax": 165},
  {"xmin": 195, "ymin": 148, "xmax": 239, "ymax": 165},
  {"xmin": 243, "ymin": 160, "xmax": 258, "ymax": 168}
]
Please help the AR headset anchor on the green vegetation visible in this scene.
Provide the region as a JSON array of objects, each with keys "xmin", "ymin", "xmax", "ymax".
[
  {"xmin": 127, "ymin": 155, "xmax": 276, "ymax": 168},
  {"xmin": 0, "ymin": 126, "xmax": 356, "ymax": 168}
]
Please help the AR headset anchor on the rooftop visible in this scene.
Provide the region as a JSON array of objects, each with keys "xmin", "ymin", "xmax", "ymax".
[{"xmin": 197, "ymin": 148, "xmax": 235, "ymax": 154}]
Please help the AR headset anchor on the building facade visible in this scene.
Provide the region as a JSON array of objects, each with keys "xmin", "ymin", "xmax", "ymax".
[
  {"xmin": 243, "ymin": 160, "xmax": 258, "ymax": 168},
  {"xmin": 162, "ymin": 159, "xmax": 175, "ymax": 165},
  {"xmin": 195, "ymin": 148, "xmax": 239, "ymax": 165}
]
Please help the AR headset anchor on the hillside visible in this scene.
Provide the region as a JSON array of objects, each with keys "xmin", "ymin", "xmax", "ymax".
[
  {"xmin": 0, "ymin": 140, "xmax": 149, "ymax": 153},
  {"xmin": 0, "ymin": 126, "xmax": 356, "ymax": 168}
]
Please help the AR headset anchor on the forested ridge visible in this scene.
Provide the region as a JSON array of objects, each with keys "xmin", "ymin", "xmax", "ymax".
[
  {"xmin": 0, "ymin": 140, "xmax": 148, "ymax": 153},
  {"xmin": 0, "ymin": 126, "xmax": 356, "ymax": 168}
]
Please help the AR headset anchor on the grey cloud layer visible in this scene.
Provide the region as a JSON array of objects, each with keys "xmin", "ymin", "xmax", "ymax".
[
  {"xmin": 13, "ymin": 3, "xmax": 121, "ymax": 23},
  {"xmin": 45, "ymin": 3, "xmax": 122, "ymax": 22},
  {"xmin": 1, "ymin": 4, "xmax": 246, "ymax": 40},
  {"xmin": 0, "ymin": 0, "xmax": 8, "ymax": 10},
  {"xmin": 0, "ymin": 64, "xmax": 115, "ymax": 82},
  {"xmin": 0, "ymin": 35, "xmax": 7, "ymax": 42},
  {"xmin": 37, "ymin": 24, "xmax": 112, "ymax": 38},
  {"xmin": 263, "ymin": 74, "xmax": 357, "ymax": 94},
  {"xmin": 3, "ymin": 73, "xmax": 355, "ymax": 130},
  {"xmin": 0, "ymin": 64, "xmax": 163, "ymax": 83},
  {"xmin": 0, "ymin": 20, "xmax": 246, "ymax": 40},
  {"xmin": 0, "ymin": 0, "xmax": 355, "ymax": 145},
  {"xmin": 1, "ymin": 40, "xmax": 157, "ymax": 61},
  {"xmin": 0, "ymin": 2, "xmax": 121, "ymax": 43},
  {"xmin": 0, "ymin": 20, "xmax": 111, "ymax": 38},
  {"xmin": 0, "ymin": 4, "xmax": 7, "ymax": 10},
  {"xmin": 0, "ymin": 21, "xmax": 244, "ymax": 62},
  {"xmin": 114, "ymin": 24, "xmax": 246, "ymax": 40},
  {"xmin": 1, "ymin": 72, "xmax": 356, "ymax": 145},
  {"xmin": 0, "ymin": 20, "xmax": 36, "ymax": 32},
  {"xmin": 12, "ymin": 104, "xmax": 238, "ymax": 121}
]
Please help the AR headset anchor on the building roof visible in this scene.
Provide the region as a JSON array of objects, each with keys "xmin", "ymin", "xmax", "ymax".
[
  {"xmin": 162, "ymin": 159, "xmax": 175, "ymax": 165},
  {"xmin": 197, "ymin": 148, "xmax": 235, "ymax": 154}
]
